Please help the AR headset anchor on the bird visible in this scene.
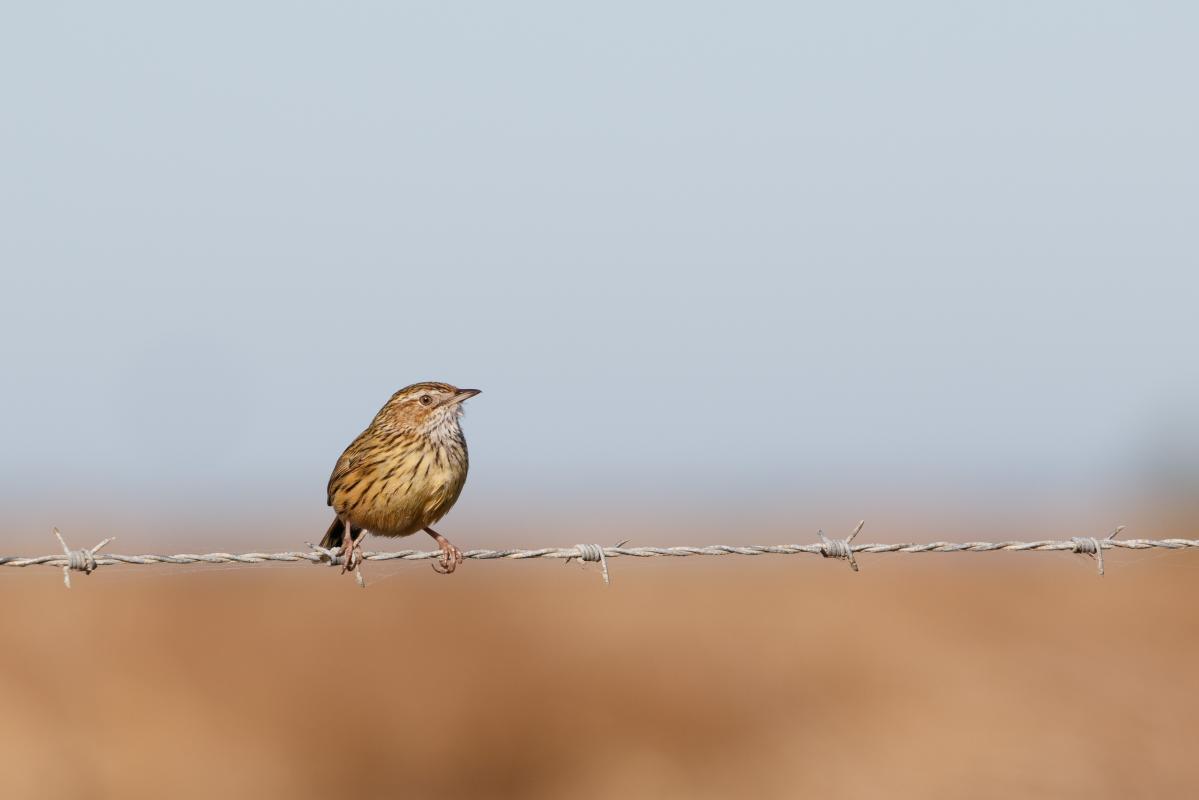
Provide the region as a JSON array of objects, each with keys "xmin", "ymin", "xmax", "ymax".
[{"xmin": 320, "ymin": 381, "xmax": 480, "ymax": 575}]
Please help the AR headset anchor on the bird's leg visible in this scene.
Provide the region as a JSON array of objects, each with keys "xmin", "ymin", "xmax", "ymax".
[
  {"xmin": 425, "ymin": 527, "xmax": 463, "ymax": 575},
  {"xmin": 341, "ymin": 522, "xmax": 366, "ymax": 576}
]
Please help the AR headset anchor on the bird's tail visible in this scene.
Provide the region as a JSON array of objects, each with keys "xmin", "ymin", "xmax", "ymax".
[{"xmin": 320, "ymin": 517, "xmax": 362, "ymax": 550}]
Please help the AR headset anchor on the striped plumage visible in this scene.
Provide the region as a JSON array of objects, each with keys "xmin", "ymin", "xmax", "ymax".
[{"xmin": 320, "ymin": 382, "xmax": 479, "ymax": 573}]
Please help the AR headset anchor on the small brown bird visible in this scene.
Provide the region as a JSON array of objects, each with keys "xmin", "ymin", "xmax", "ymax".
[{"xmin": 321, "ymin": 382, "xmax": 480, "ymax": 574}]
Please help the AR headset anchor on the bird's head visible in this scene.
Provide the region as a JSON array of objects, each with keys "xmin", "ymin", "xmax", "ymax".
[{"xmin": 377, "ymin": 382, "xmax": 481, "ymax": 434}]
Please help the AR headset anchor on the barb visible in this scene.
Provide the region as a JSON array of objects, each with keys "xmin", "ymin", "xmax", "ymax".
[
  {"xmin": 1070, "ymin": 526, "xmax": 1127, "ymax": 576},
  {"xmin": 5, "ymin": 527, "xmax": 1199, "ymax": 587},
  {"xmin": 818, "ymin": 520, "xmax": 865, "ymax": 572},
  {"xmin": 305, "ymin": 541, "xmax": 366, "ymax": 588},
  {"xmin": 564, "ymin": 539, "xmax": 629, "ymax": 585},
  {"xmin": 52, "ymin": 528, "xmax": 114, "ymax": 589}
]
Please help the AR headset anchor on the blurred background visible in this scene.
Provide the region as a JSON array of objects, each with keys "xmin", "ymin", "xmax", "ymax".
[{"xmin": 1, "ymin": 2, "xmax": 1197, "ymax": 798}]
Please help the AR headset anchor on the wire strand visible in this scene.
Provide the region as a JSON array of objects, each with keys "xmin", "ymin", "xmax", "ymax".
[{"xmin": 4, "ymin": 536, "xmax": 1197, "ymax": 574}]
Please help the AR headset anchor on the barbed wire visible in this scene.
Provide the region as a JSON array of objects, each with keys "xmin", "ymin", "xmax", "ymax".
[{"xmin": 2, "ymin": 524, "xmax": 1198, "ymax": 588}]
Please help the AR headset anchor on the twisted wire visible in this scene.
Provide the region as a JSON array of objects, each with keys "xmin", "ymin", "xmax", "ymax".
[{"xmin": 3, "ymin": 537, "xmax": 1197, "ymax": 572}]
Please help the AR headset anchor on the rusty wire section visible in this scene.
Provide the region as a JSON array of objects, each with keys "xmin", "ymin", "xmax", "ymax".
[{"xmin": 2, "ymin": 524, "xmax": 1197, "ymax": 588}]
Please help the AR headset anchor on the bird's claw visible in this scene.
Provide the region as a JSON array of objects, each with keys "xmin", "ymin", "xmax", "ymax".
[
  {"xmin": 340, "ymin": 532, "xmax": 366, "ymax": 576},
  {"xmin": 431, "ymin": 541, "xmax": 463, "ymax": 575}
]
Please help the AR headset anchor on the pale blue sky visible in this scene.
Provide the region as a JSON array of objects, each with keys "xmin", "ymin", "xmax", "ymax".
[{"xmin": 1, "ymin": 2, "xmax": 1196, "ymax": 526}]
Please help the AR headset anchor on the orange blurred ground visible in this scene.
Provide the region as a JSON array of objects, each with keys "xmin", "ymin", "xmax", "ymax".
[{"xmin": 2, "ymin": 545, "xmax": 1198, "ymax": 799}]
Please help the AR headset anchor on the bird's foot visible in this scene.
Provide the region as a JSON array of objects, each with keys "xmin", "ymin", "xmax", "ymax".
[
  {"xmin": 341, "ymin": 531, "xmax": 366, "ymax": 576},
  {"xmin": 426, "ymin": 528, "xmax": 463, "ymax": 575}
]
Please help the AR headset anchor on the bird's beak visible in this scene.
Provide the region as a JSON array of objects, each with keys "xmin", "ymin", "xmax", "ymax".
[{"xmin": 451, "ymin": 388, "xmax": 481, "ymax": 404}]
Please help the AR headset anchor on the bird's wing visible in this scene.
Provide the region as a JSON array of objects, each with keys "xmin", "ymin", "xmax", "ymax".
[
  {"xmin": 326, "ymin": 454, "xmax": 357, "ymax": 506},
  {"xmin": 327, "ymin": 431, "xmax": 375, "ymax": 506}
]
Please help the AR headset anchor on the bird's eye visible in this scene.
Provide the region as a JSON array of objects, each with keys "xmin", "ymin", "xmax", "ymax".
[{"xmin": 419, "ymin": 394, "xmax": 433, "ymax": 406}]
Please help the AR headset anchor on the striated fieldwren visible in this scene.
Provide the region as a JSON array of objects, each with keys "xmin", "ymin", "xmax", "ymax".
[{"xmin": 320, "ymin": 382, "xmax": 480, "ymax": 574}]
